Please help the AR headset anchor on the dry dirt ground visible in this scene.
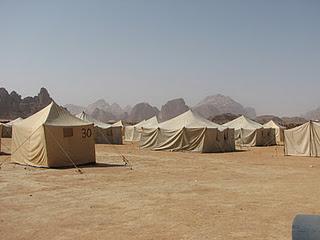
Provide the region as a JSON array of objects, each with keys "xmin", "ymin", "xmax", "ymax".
[{"xmin": 0, "ymin": 138, "xmax": 320, "ymax": 240}]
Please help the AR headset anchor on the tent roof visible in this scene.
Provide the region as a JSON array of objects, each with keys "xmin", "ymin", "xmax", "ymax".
[
  {"xmin": 15, "ymin": 102, "xmax": 90, "ymax": 131},
  {"xmin": 135, "ymin": 116, "xmax": 158, "ymax": 128},
  {"xmin": 158, "ymin": 110, "xmax": 226, "ymax": 130},
  {"xmin": 263, "ymin": 120, "xmax": 285, "ymax": 129},
  {"xmin": 5, "ymin": 117, "xmax": 23, "ymax": 126},
  {"xmin": 223, "ymin": 115, "xmax": 263, "ymax": 130},
  {"xmin": 286, "ymin": 120, "xmax": 320, "ymax": 132},
  {"xmin": 112, "ymin": 120, "xmax": 123, "ymax": 127},
  {"xmin": 76, "ymin": 111, "xmax": 112, "ymax": 129}
]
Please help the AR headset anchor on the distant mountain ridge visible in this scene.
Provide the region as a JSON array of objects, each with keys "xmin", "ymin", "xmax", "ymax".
[
  {"xmin": 64, "ymin": 94, "xmax": 256, "ymax": 123},
  {"xmin": 0, "ymin": 87, "xmax": 52, "ymax": 119},
  {"xmin": 303, "ymin": 107, "xmax": 320, "ymax": 121},
  {"xmin": 192, "ymin": 94, "xmax": 256, "ymax": 119}
]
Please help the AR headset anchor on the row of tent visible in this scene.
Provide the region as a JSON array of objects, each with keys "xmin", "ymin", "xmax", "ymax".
[
  {"xmin": 123, "ymin": 110, "xmax": 285, "ymax": 152},
  {"xmin": 1, "ymin": 102, "xmax": 319, "ymax": 168}
]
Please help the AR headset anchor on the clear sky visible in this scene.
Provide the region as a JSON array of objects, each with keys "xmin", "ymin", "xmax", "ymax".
[{"xmin": 0, "ymin": 0, "xmax": 319, "ymax": 116}]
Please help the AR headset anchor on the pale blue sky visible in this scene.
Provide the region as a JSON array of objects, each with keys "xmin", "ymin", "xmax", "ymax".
[{"xmin": 0, "ymin": 0, "xmax": 319, "ymax": 116}]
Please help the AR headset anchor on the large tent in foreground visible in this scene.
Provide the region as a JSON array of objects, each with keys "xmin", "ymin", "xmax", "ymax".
[
  {"xmin": 223, "ymin": 115, "xmax": 276, "ymax": 146},
  {"xmin": 11, "ymin": 102, "xmax": 96, "ymax": 168},
  {"xmin": 2, "ymin": 117, "xmax": 23, "ymax": 138},
  {"xmin": 139, "ymin": 110, "xmax": 235, "ymax": 153},
  {"xmin": 76, "ymin": 112, "xmax": 122, "ymax": 144},
  {"xmin": 124, "ymin": 116, "xmax": 158, "ymax": 141},
  {"xmin": 284, "ymin": 121, "xmax": 320, "ymax": 157},
  {"xmin": 263, "ymin": 120, "xmax": 285, "ymax": 145}
]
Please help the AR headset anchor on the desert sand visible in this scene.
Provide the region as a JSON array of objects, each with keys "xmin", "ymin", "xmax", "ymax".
[{"xmin": 0, "ymin": 138, "xmax": 319, "ymax": 240}]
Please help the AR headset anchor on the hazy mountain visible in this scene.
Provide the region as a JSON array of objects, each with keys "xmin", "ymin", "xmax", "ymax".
[
  {"xmin": 211, "ymin": 113, "xmax": 240, "ymax": 125},
  {"xmin": 192, "ymin": 94, "xmax": 256, "ymax": 119},
  {"xmin": 0, "ymin": 87, "xmax": 52, "ymax": 119},
  {"xmin": 86, "ymin": 99, "xmax": 110, "ymax": 114},
  {"xmin": 64, "ymin": 104, "xmax": 85, "ymax": 115},
  {"xmin": 303, "ymin": 107, "xmax": 320, "ymax": 121},
  {"xmin": 255, "ymin": 115, "xmax": 284, "ymax": 125},
  {"xmin": 91, "ymin": 108, "xmax": 116, "ymax": 122},
  {"xmin": 128, "ymin": 102, "xmax": 159, "ymax": 123},
  {"xmin": 158, "ymin": 98, "xmax": 189, "ymax": 122}
]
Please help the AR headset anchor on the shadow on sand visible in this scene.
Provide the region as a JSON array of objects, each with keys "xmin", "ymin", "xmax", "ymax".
[
  {"xmin": 79, "ymin": 162, "xmax": 126, "ymax": 169},
  {"xmin": 0, "ymin": 152, "xmax": 11, "ymax": 156}
]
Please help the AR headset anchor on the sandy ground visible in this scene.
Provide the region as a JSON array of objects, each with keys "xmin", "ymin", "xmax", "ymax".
[{"xmin": 0, "ymin": 138, "xmax": 320, "ymax": 240}]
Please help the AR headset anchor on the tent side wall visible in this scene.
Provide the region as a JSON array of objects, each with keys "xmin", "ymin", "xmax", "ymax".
[
  {"xmin": 140, "ymin": 127, "xmax": 235, "ymax": 153},
  {"xmin": 94, "ymin": 126, "xmax": 123, "ymax": 144},
  {"xmin": 11, "ymin": 125, "xmax": 48, "ymax": 167},
  {"xmin": 310, "ymin": 123, "xmax": 320, "ymax": 157},
  {"xmin": 284, "ymin": 123, "xmax": 311, "ymax": 156},
  {"xmin": 44, "ymin": 125, "xmax": 96, "ymax": 167},
  {"xmin": 124, "ymin": 126, "xmax": 141, "ymax": 141}
]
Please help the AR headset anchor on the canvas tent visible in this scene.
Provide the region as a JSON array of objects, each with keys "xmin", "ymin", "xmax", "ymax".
[
  {"xmin": 139, "ymin": 110, "xmax": 235, "ymax": 153},
  {"xmin": 223, "ymin": 115, "xmax": 276, "ymax": 146},
  {"xmin": 284, "ymin": 121, "xmax": 320, "ymax": 157},
  {"xmin": 2, "ymin": 117, "xmax": 23, "ymax": 138},
  {"xmin": 113, "ymin": 120, "xmax": 124, "ymax": 127},
  {"xmin": 263, "ymin": 120, "xmax": 285, "ymax": 145},
  {"xmin": 76, "ymin": 112, "xmax": 122, "ymax": 144},
  {"xmin": 11, "ymin": 102, "xmax": 96, "ymax": 168},
  {"xmin": 124, "ymin": 116, "xmax": 158, "ymax": 141}
]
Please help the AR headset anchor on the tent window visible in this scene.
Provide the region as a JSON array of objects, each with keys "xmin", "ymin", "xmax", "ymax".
[{"xmin": 63, "ymin": 128, "xmax": 73, "ymax": 138}]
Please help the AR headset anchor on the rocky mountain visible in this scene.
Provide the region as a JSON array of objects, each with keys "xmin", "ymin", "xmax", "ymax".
[
  {"xmin": 0, "ymin": 87, "xmax": 52, "ymax": 119},
  {"xmin": 255, "ymin": 115, "xmax": 284, "ymax": 125},
  {"xmin": 303, "ymin": 107, "xmax": 320, "ymax": 121},
  {"xmin": 158, "ymin": 98, "xmax": 189, "ymax": 122},
  {"xmin": 128, "ymin": 102, "xmax": 159, "ymax": 123},
  {"xmin": 211, "ymin": 113, "xmax": 240, "ymax": 125},
  {"xmin": 281, "ymin": 116, "xmax": 307, "ymax": 129},
  {"xmin": 86, "ymin": 99, "xmax": 110, "ymax": 114},
  {"xmin": 64, "ymin": 104, "xmax": 85, "ymax": 115},
  {"xmin": 192, "ymin": 94, "xmax": 256, "ymax": 119},
  {"xmin": 91, "ymin": 108, "xmax": 116, "ymax": 122}
]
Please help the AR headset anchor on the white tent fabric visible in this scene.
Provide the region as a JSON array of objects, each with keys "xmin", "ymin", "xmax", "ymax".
[
  {"xmin": 284, "ymin": 121, "xmax": 320, "ymax": 157},
  {"xmin": 124, "ymin": 116, "xmax": 158, "ymax": 141},
  {"xmin": 11, "ymin": 102, "xmax": 96, "ymax": 168},
  {"xmin": 76, "ymin": 112, "xmax": 122, "ymax": 144},
  {"xmin": 2, "ymin": 117, "xmax": 23, "ymax": 138},
  {"xmin": 140, "ymin": 110, "xmax": 235, "ymax": 153},
  {"xmin": 263, "ymin": 120, "xmax": 285, "ymax": 145},
  {"xmin": 113, "ymin": 120, "xmax": 123, "ymax": 127},
  {"xmin": 223, "ymin": 116, "xmax": 276, "ymax": 146}
]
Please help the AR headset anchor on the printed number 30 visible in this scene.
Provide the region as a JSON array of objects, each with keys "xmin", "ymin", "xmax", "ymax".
[{"xmin": 82, "ymin": 128, "xmax": 92, "ymax": 138}]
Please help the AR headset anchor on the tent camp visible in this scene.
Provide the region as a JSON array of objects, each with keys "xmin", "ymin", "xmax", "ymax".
[
  {"xmin": 263, "ymin": 120, "xmax": 285, "ymax": 145},
  {"xmin": 223, "ymin": 115, "xmax": 276, "ymax": 146},
  {"xmin": 76, "ymin": 112, "xmax": 122, "ymax": 144},
  {"xmin": 2, "ymin": 117, "xmax": 23, "ymax": 138},
  {"xmin": 139, "ymin": 110, "xmax": 235, "ymax": 153},
  {"xmin": 284, "ymin": 121, "xmax": 320, "ymax": 157},
  {"xmin": 11, "ymin": 102, "xmax": 96, "ymax": 168},
  {"xmin": 124, "ymin": 116, "xmax": 158, "ymax": 141}
]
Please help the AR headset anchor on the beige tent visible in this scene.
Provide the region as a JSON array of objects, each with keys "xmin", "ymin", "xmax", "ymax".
[
  {"xmin": 113, "ymin": 120, "xmax": 124, "ymax": 127},
  {"xmin": 124, "ymin": 116, "xmax": 158, "ymax": 141},
  {"xmin": 263, "ymin": 120, "xmax": 285, "ymax": 145},
  {"xmin": 284, "ymin": 121, "xmax": 320, "ymax": 157},
  {"xmin": 140, "ymin": 110, "xmax": 235, "ymax": 153},
  {"xmin": 76, "ymin": 112, "xmax": 122, "ymax": 144},
  {"xmin": 2, "ymin": 117, "xmax": 23, "ymax": 138},
  {"xmin": 223, "ymin": 116, "xmax": 276, "ymax": 146},
  {"xmin": 11, "ymin": 102, "xmax": 96, "ymax": 168}
]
